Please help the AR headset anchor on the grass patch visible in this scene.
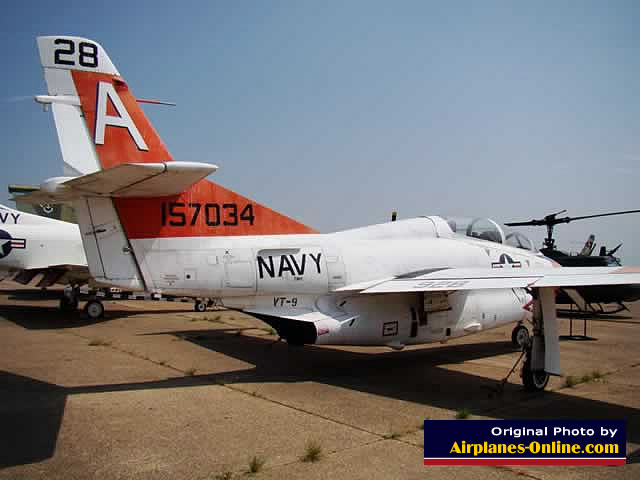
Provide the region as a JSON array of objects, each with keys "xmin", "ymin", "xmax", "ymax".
[
  {"xmin": 214, "ymin": 471, "xmax": 233, "ymax": 480},
  {"xmin": 565, "ymin": 370, "xmax": 605, "ymax": 389},
  {"xmin": 206, "ymin": 315, "xmax": 224, "ymax": 324},
  {"xmin": 185, "ymin": 367, "xmax": 197, "ymax": 376},
  {"xmin": 301, "ymin": 439, "xmax": 323, "ymax": 462},
  {"xmin": 580, "ymin": 374, "xmax": 592, "ymax": 384},
  {"xmin": 88, "ymin": 338, "xmax": 111, "ymax": 347},
  {"xmin": 563, "ymin": 375, "xmax": 577, "ymax": 388},
  {"xmin": 455, "ymin": 409, "xmax": 471, "ymax": 419},
  {"xmin": 383, "ymin": 432, "xmax": 401, "ymax": 440},
  {"xmin": 247, "ymin": 455, "xmax": 265, "ymax": 474}
]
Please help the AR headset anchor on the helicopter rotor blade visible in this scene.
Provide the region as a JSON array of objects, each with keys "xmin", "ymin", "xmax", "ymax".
[
  {"xmin": 608, "ymin": 243, "xmax": 623, "ymax": 256},
  {"xmin": 561, "ymin": 209, "xmax": 640, "ymax": 222},
  {"xmin": 505, "ymin": 209, "xmax": 640, "ymax": 227},
  {"xmin": 549, "ymin": 209, "xmax": 567, "ymax": 217},
  {"xmin": 503, "ymin": 220, "xmax": 544, "ymax": 227}
]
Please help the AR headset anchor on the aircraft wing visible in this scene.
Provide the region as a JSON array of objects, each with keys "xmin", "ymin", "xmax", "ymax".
[{"xmin": 342, "ymin": 266, "xmax": 640, "ymax": 294}]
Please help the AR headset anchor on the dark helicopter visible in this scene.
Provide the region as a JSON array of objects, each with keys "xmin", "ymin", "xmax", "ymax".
[{"xmin": 505, "ymin": 209, "xmax": 640, "ymax": 314}]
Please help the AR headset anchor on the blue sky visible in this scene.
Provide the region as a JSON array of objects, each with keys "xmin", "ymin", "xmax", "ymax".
[{"xmin": 2, "ymin": 1, "xmax": 639, "ymax": 262}]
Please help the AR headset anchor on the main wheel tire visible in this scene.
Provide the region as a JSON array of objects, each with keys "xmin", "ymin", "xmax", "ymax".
[
  {"xmin": 522, "ymin": 356, "xmax": 549, "ymax": 392},
  {"xmin": 194, "ymin": 301, "xmax": 206, "ymax": 313},
  {"xmin": 511, "ymin": 325, "xmax": 530, "ymax": 348},
  {"xmin": 84, "ymin": 300, "xmax": 105, "ymax": 320}
]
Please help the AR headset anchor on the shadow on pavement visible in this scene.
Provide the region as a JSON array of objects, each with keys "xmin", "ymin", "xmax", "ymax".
[
  {"xmin": 0, "ymin": 304, "xmax": 196, "ymax": 329},
  {"xmin": 2, "ymin": 328, "xmax": 638, "ymax": 468},
  {"xmin": 0, "ymin": 372, "xmax": 66, "ymax": 468}
]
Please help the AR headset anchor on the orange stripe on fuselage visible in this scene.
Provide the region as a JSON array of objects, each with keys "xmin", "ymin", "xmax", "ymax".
[
  {"xmin": 115, "ymin": 179, "xmax": 317, "ymax": 239},
  {"xmin": 71, "ymin": 71, "xmax": 316, "ymax": 239}
]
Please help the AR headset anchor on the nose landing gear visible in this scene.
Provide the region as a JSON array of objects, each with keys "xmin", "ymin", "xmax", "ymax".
[{"xmin": 511, "ymin": 323, "xmax": 530, "ymax": 348}]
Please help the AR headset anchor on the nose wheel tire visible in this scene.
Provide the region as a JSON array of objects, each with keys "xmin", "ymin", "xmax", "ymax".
[
  {"xmin": 194, "ymin": 301, "xmax": 206, "ymax": 313},
  {"xmin": 84, "ymin": 300, "xmax": 105, "ymax": 320},
  {"xmin": 511, "ymin": 325, "xmax": 530, "ymax": 348},
  {"xmin": 521, "ymin": 355, "xmax": 549, "ymax": 392}
]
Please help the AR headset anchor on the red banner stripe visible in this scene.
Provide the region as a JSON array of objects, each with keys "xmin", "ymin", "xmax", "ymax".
[{"xmin": 424, "ymin": 458, "xmax": 626, "ymax": 466}]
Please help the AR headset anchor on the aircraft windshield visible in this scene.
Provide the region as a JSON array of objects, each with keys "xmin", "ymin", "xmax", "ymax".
[
  {"xmin": 504, "ymin": 231, "xmax": 535, "ymax": 251},
  {"xmin": 443, "ymin": 216, "xmax": 535, "ymax": 251}
]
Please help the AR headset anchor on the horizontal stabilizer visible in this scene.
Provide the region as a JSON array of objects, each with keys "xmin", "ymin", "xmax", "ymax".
[
  {"xmin": 12, "ymin": 270, "xmax": 40, "ymax": 285},
  {"xmin": 63, "ymin": 162, "xmax": 217, "ymax": 196},
  {"xmin": 19, "ymin": 162, "xmax": 218, "ymax": 203},
  {"xmin": 35, "ymin": 269, "xmax": 66, "ymax": 288}
]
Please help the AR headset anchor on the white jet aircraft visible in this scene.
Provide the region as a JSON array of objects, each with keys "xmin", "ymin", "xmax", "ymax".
[
  {"xmin": 23, "ymin": 36, "xmax": 640, "ymax": 391},
  {"xmin": 0, "ymin": 203, "xmax": 89, "ymax": 310}
]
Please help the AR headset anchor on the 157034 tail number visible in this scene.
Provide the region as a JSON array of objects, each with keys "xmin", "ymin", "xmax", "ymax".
[{"xmin": 161, "ymin": 202, "xmax": 255, "ymax": 227}]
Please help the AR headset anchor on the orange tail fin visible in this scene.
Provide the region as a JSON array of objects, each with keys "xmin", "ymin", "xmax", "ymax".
[{"xmin": 38, "ymin": 36, "xmax": 315, "ymax": 239}]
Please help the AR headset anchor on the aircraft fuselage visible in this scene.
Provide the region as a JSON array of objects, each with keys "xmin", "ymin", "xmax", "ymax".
[{"xmin": 91, "ymin": 216, "xmax": 552, "ymax": 348}]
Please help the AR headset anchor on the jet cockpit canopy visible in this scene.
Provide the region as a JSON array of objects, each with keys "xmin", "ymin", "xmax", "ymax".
[{"xmin": 443, "ymin": 216, "xmax": 535, "ymax": 252}]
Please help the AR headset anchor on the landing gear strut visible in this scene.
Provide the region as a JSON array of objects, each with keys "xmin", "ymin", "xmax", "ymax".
[
  {"xmin": 59, "ymin": 295, "xmax": 78, "ymax": 311},
  {"xmin": 59, "ymin": 285, "xmax": 80, "ymax": 312},
  {"xmin": 518, "ymin": 288, "xmax": 558, "ymax": 392}
]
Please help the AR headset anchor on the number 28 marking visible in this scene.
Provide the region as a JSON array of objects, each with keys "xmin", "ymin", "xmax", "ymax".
[
  {"xmin": 161, "ymin": 202, "xmax": 255, "ymax": 227},
  {"xmin": 53, "ymin": 38, "xmax": 98, "ymax": 67}
]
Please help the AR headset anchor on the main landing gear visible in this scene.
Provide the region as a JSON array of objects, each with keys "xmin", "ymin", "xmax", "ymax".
[
  {"xmin": 521, "ymin": 347, "xmax": 549, "ymax": 392},
  {"xmin": 518, "ymin": 288, "xmax": 557, "ymax": 392},
  {"xmin": 60, "ymin": 285, "xmax": 80, "ymax": 312},
  {"xmin": 59, "ymin": 294, "xmax": 79, "ymax": 312},
  {"xmin": 194, "ymin": 298, "xmax": 217, "ymax": 312},
  {"xmin": 58, "ymin": 285, "xmax": 105, "ymax": 320},
  {"xmin": 498, "ymin": 338, "xmax": 550, "ymax": 394},
  {"xmin": 498, "ymin": 287, "xmax": 559, "ymax": 393},
  {"xmin": 84, "ymin": 299, "xmax": 105, "ymax": 320}
]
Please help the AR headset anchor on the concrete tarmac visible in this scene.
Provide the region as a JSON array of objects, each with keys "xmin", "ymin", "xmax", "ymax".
[{"xmin": 0, "ymin": 283, "xmax": 639, "ymax": 479}]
